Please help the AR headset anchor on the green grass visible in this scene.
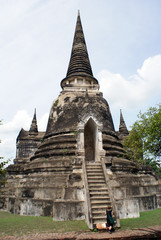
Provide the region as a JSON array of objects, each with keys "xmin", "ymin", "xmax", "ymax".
[
  {"xmin": 120, "ymin": 208, "xmax": 161, "ymax": 230},
  {"xmin": 0, "ymin": 211, "xmax": 89, "ymax": 237},
  {"xmin": 0, "ymin": 209, "xmax": 161, "ymax": 237}
]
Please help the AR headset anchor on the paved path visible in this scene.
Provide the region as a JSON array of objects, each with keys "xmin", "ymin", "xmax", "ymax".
[{"xmin": 0, "ymin": 226, "xmax": 161, "ymax": 240}]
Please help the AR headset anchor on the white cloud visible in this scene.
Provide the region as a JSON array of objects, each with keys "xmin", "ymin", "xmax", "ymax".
[
  {"xmin": 99, "ymin": 54, "xmax": 161, "ymax": 109},
  {"xmin": 137, "ymin": 55, "xmax": 161, "ymax": 92},
  {"xmin": 1, "ymin": 110, "xmax": 31, "ymax": 133},
  {"xmin": 0, "ymin": 138, "xmax": 15, "ymax": 162},
  {"xmin": 38, "ymin": 113, "xmax": 48, "ymax": 131}
]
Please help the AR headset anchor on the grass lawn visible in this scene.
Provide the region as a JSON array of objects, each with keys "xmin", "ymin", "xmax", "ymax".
[
  {"xmin": 0, "ymin": 211, "xmax": 89, "ymax": 237},
  {"xmin": 0, "ymin": 209, "xmax": 161, "ymax": 237},
  {"xmin": 120, "ymin": 208, "xmax": 161, "ymax": 230}
]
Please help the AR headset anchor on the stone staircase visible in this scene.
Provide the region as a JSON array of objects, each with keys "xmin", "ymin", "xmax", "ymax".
[{"xmin": 86, "ymin": 162, "xmax": 112, "ymax": 226}]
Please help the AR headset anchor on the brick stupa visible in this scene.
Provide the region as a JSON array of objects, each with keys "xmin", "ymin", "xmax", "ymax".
[{"xmin": 1, "ymin": 12, "xmax": 161, "ymax": 229}]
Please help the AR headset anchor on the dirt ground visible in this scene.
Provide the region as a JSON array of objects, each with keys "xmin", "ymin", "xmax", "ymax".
[{"xmin": 0, "ymin": 226, "xmax": 161, "ymax": 240}]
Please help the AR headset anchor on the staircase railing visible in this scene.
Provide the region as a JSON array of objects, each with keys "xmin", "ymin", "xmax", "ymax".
[
  {"xmin": 82, "ymin": 159, "xmax": 93, "ymax": 229},
  {"xmin": 101, "ymin": 158, "xmax": 120, "ymax": 227}
]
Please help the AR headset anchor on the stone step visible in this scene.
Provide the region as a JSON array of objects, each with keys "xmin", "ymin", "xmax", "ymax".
[
  {"xmin": 93, "ymin": 214, "xmax": 107, "ymax": 219},
  {"xmin": 92, "ymin": 208, "xmax": 114, "ymax": 216},
  {"xmin": 90, "ymin": 190, "xmax": 109, "ymax": 194},
  {"xmin": 90, "ymin": 196, "xmax": 110, "ymax": 201},
  {"xmin": 92, "ymin": 216, "xmax": 107, "ymax": 223},
  {"xmin": 87, "ymin": 172, "xmax": 103, "ymax": 177},
  {"xmin": 86, "ymin": 170, "xmax": 102, "ymax": 173},
  {"xmin": 87, "ymin": 172, "xmax": 104, "ymax": 176},
  {"xmin": 91, "ymin": 206, "xmax": 108, "ymax": 212},
  {"xmin": 88, "ymin": 181, "xmax": 106, "ymax": 184},
  {"xmin": 92, "ymin": 210, "xmax": 106, "ymax": 215},
  {"xmin": 87, "ymin": 176, "xmax": 105, "ymax": 180},
  {"xmin": 87, "ymin": 172, "xmax": 103, "ymax": 176},
  {"xmin": 91, "ymin": 208, "xmax": 110, "ymax": 214},
  {"xmin": 90, "ymin": 193, "xmax": 109, "ymax": 198},
  {"xmin": 92, "ymin": 214, "xmax": 107, "ymax": 220},
  {"xmin": 93, "ymin": 218, "xmax": 107, "ymax": 222},
  {"xmin": 86, "ymin": 165, "xmax": 102, "ymax": 169},
  {"xmin": 89, "ymin": 188, "xmax": 108, "ymax": 193},
  {"xmin": 86, "ymin": 167, "xmax": 103, "ymax": 172},
  {"xmin": 91, "ymin": 198, "xmax": 111, "ymax": 205},
  {"xmin": 91, "ymin": 200, "xmax": 111, "ymax": 206},
  {"xmin": 86, "ymin": 164, "xmax": 102, "ymax": 167},
  {"xmin": 88, "ymin": 182, "xmax": 106, "ymax": 186},
  {"xmin": 88, "ymin": 179, "xmax": 105, "ymax": 183},
  {"xmin": 90, "ymin": 191, "xmax": 109, "ymax": 195},
  {"xmin": 86, "ymin": 162, "xmax": 101, "ymax": 165},
  {"xmin": 88, "ymin": 184, "xmax": 107, "ymax": 189},
  {"xmin": 89, "ymin": 184, "xmax": 106, "ymax": 188},
  {"xmin": 86, "ymin": 167, "xmax": 102, "ymax": 170}
]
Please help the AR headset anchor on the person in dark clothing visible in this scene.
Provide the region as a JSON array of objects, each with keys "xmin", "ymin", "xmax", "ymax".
[{"xmin": 105, "ymin": 206, "xmax": 114, "ymax": 233}]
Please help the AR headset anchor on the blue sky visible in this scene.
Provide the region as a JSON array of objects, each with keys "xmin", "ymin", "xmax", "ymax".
[{"xmin": 0, "ymin": 0, "xmax": 161, "ymax": 162}]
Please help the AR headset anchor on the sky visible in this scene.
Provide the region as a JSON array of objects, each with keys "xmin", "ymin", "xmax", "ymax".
[{"xmin": 0, "ymin": 0, "xmax": 161, "ymax": 163}]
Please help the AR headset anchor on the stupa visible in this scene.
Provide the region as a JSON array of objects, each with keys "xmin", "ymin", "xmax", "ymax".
[{"xmin": 1, "ymin": 12, "xmax": 160, "ymax": 229}]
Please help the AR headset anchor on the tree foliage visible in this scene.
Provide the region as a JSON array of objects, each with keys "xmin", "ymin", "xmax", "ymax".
[
  {"xmin": 0, "ymin": 120, "xmax": 9, "ymax": 189},
  {"xmin": 123, "ymin": 104, "xmax": 161, "ymax": 176},
  {"xmin": 0, "ymin": 159, "xmax": 9, "ymax": 186}
]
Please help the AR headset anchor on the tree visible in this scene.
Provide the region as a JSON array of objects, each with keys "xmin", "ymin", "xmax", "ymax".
[
  {"xmin": 0, "ymin": 121, "xmax": 9, "ymax": 190},
  {"xmin": 123, "ymin": 104, "xmax": 161, "ymax": 177},
  {"xmin": 0, "ymin": 158, "xmax": 9, "ymax": 186}
]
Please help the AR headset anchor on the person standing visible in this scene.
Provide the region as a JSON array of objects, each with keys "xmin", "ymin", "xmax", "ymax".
[{"xmin": 105, "ymin": 206, "xmax": 114, "ymax": 233}]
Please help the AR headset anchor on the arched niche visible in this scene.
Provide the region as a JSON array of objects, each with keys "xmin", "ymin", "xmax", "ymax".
[{"xmin": 84, "ymin": 118, "xmax": 98, "ymax": 162}]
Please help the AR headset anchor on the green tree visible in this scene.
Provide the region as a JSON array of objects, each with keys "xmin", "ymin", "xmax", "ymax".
[
  {"xmin": 123, "ymin": 104, "xmax": 161, "ymax": 177},
  {"xmin": 0, "ymin": 158, "xmax": 9, "ymax": 186},
  {"xmin": 0, "ymin": 120, "xmax": 9, "ymax": 189}
]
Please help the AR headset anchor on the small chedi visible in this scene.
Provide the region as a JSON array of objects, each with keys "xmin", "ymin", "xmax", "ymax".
[{"xmin": 1, "ymin": 12, "xmax": 161, "ymax": 229}]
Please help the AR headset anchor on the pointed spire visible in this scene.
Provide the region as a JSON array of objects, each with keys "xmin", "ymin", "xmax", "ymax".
[
  {"xmin": 119, "ymin": 110, "xmax": 128, "ymax": 134},
  {"xmin": 17, "ymin": 128, "xmax": 28, "ymax": 141},
  {"xmin": 66, "ymin": 11, "xmax": 93, "ymax": 78},
  {"xmin": 29, "ymin": 109, "xmax": 38, "ymax": 135}
]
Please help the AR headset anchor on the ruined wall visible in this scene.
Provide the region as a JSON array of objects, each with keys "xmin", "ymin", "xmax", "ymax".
[
  {"xmin": 4, "ymin": 147, "xmax": 86, "ymax": 221},
  {"xmin": 105, "ymin": 163, "xmax": 161, "ymax": 219}
]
